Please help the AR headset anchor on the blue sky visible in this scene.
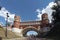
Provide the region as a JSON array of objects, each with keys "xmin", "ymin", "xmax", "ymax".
[
  {"xmin": 0, "ymin": 0, "xmax": 55, "ymax": 25},
  {"xmin": 27, "ymin": 31, "xmax": 38, "ymax": 36}
]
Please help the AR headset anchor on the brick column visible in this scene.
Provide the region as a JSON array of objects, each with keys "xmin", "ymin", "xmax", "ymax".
[
  {"xmin": 14, "ymin": 16, "xmax": 20, "ymax": 28},
  {"xmin": 41, "ymin": 13, "xmax": 49, "ymax": 24},
  {"xmin": 42, "ymin": 13, "xmax": 48, "ymax": 20}
]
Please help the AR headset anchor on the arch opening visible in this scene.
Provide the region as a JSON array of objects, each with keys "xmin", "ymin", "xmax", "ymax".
[
  {"xmin": 26, "ymin": 31, "xmax": 38, "ymax": 36},
  {"xmin": 22, "ymin": 28, "xmax": 39, "ymax": 37}
]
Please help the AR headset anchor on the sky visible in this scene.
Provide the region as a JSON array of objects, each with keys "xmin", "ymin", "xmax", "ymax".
[
  {"xmin": 27, "ymin": 31, "xmax": 38, "ymax": 36},
  {"xmin": 0, "ymin": 0, "xmax": 55, "ymax": 25}
]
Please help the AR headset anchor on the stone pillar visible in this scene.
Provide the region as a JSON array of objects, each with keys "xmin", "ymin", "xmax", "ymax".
[{"xmin": 14, "ymin": 16, "xmax": 20, "ymax": 28}]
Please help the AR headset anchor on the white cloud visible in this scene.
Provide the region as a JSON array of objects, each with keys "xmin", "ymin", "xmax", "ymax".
[
  {"xmin": 36, "ymin": 9, "xmax": 42, "ymax": 20},
  {"xmin": 36, "ymin": 2, "xmax": 57, "ymax": 23},
  {"xmin": 0, "ymin": 7, "xmax": 15, "ymax": 23}
]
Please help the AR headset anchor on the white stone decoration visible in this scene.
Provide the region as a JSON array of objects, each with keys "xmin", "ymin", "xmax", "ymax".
[
  {"xmin": 12, "ymin": 28, "xmax": 22, "ymax": 33},
  {"xmin": 12, "ymin": 28, "xmax": 23, "ymax": 36}
]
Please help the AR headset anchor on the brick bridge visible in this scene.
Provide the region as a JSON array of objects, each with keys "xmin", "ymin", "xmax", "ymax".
[
  {"xmin": 20, "ymin": 21, "xmax": 41, "ymax": 36},
  {"xmin": 12, "ymin": 13, "xmax": 50, "ymax": 36}
]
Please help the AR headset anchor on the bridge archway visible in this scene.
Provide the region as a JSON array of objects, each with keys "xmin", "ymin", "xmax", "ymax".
[{"xmin": 22, "ymin": 27, "xmax": 39, "ymax": 37}]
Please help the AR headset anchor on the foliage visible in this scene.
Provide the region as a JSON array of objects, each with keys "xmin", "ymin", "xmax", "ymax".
[{"xmin": 52, "ymin": 5, "xmax": 60, "ymax": 23}]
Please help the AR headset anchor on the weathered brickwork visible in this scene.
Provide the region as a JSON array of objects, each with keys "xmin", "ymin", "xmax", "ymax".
[{"xmin": 14, "ymin": 16, "xmax": 20, "ymax": 28}]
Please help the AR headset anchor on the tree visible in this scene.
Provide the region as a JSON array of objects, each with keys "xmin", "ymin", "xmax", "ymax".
[
  {"xmin": 52, "ymin": 5, "xmax": 60, "ymax": 23},
  {"xmin": 45, "ymin": 2, "xmax": 60, "ymax": 39}
]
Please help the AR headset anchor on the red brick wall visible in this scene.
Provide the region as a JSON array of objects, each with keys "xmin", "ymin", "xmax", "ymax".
[
  {"xmin": 14, "ymin": 16, "xmax": 20, "ymax": 28},
  {"xmin": 42, "ymin": 13, "xmax": 48, "ymax": 20}
]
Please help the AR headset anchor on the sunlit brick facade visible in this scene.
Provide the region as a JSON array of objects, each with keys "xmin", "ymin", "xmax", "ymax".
[{"xmin": 13, "ymin": 16, "xmax": 20, "ymax": 28}]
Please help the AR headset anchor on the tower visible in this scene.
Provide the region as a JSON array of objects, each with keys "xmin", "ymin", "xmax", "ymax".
[
  {"xmin": 42, "ymin": 13, "xmax": 48, "ymax": 20},
  {"xmin": 14, "ymin": 16, "xmax": 20, "ymax": 28},
  {"xmin": 41, "ymin": 13, "xmax": 49, "ymax": 24}
]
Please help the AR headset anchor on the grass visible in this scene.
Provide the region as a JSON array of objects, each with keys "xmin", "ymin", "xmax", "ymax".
[
  {"xmin": 0, "ymin": 27, "xmax": 22, "ymax": 39},
  {"xmin": 0, "ymin": 28, "xmax": 3, "ymax": 30}
]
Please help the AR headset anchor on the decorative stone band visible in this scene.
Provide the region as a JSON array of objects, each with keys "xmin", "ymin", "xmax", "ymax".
[
  {"xmin": 14, "ymin": 20, "xmax": 20, "ymax": 22},
  {"xmin": 42, "ymin": 18, "xmax": 48, "ymax": 20},
  {"xmin": 12, "ymin": 28, "xmax": 23, "ymax": 36},
  {"xmin": 12, "ymin": 28, "xmax": 22, "ymax": 33}
]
